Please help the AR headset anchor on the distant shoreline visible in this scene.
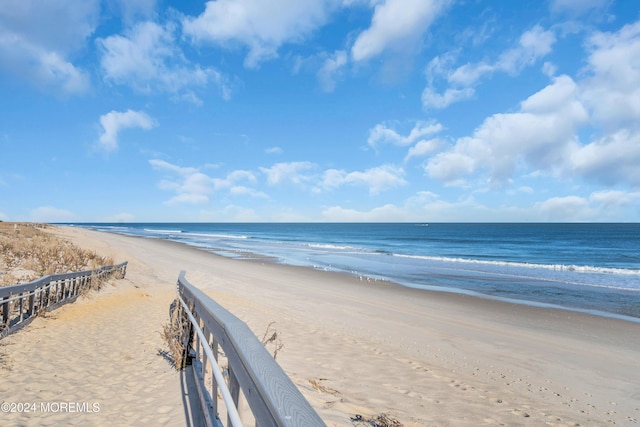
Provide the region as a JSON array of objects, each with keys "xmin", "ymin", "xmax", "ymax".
[{"xmin": 66, "ymin": 222, "xmax": 640, "ymax": 323}]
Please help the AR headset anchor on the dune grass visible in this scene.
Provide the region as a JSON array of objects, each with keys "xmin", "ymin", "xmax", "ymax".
[{"xmin": 0, "ymin": 222, "xmax": 114, "ymax": 287}]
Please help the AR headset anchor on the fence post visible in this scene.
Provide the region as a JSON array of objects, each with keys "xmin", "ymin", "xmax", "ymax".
[
  {"xmin": 227, "ymin": 365, "xmax": 241, "ymax": 426},
  {"xmin": 179, "ymin": 296, "xmax": 194, "ymax": 369},
  {"xmin": 1, "ymin": 296, "xmax": 9, "ymax": 326},
  {"xmin": 18, "ymin": 294, "xmax": 24, "ymax": 322},
  {"xmin": 28, "ymin": 291, "xmax": 36, "ymax": 317},
  {"xmin": 44, "ymin": 284, "xmax": 49, "ymax": 309},
  {"xmin": 209, "ymin": 331, "xmax": 219, "ymax": 416}
]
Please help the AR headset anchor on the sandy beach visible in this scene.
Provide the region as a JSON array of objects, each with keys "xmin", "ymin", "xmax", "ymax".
[{"xmin": 2, "ymin": 225, "xmax": 639, "ymax": 426}]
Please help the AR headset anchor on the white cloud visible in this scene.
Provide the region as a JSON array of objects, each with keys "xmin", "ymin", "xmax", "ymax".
[
  {"xmin": 449, "ymin": 25, "xmax": 556, "ymax": 86},
  {"xmin": 259, "ymin": 162, "xmax": 316, "ymax": 186},
  {"xmin": 29, "ymin": 206, "xmax": 75, "ymax": 222},
  {"xmin": 424, "ymin": 52, "xmax": 457, "ymax": 85},
  {"xmin": 534, "ymin": 196, "xmax": 591, "ymax": 221},
  {"xmin": 150, "ymin": 159, "xmax": 214, "ymax": 204},
  {"xmin": 213, "ymin": 170, "xmax": 265, "ymax": 198},
  {"xmin": 317, "ymin": 50, "xmax": 347, "ymax": 92},
  {"xmin": 40, "ymin": 52, "xmax": 91, "ymax": 94},
  {"xmin": 421, "ymin": 86, "xmax": 474, "ymax": 109},
  {"xmin": 227, "ymin": 169, "xmax": 257, "ymax": 183},
  {"xmin": 425, "ymin": 149, "xmax": 477, "ymax": 187},
  {"xmin": 321, "ymin": 164, "xmax": 406, "ymax": 194},
  {"xmin": 521, "ymin": 74, "xmax": 580, "ymax": 113},
  {"xmin": 589, "ymin": 190, "xmax": 640, "ymax": 209},
  {"xmin": 98, "ymin": 21, "xmax": 228, "ymax": 101},
  {"xmin": 98, "ymin": 110, "xmax": 157, "ymax": 151},
  {"xmin": 182, "ymin": 0, "xmax": 337, "ymax": 68},
  {"xmin": 404, "ymin": 138, "xmax": 442, "ymax": 161},
  {"xmin": 447, "ymin": 62, "xmax": 493, "ymax": 87},
  {"xmin": 426, "ymin": 75, "xmax": 588, "ymax": 186},
  {"xmin": 321, "ymin": 192, "xmax": 499, "ymax": 222},
  {"xmin": 563, "ymin": 21, "xmax": 640, "ymax": 188},
  {"xmin": 320, "ymin": 187, "xmax": 639, "ymax": 222},
  {"xmin": 149, "ymin": 159, "xmax": 193, "ymax": 174},
  {"xmin": 422, "ymin": 54, "xmax": 476, "ymax": 108},
  {"xmin": 368, "ymin": 120, "xmax": 443, "ymax": 148},
  {"xmin": 319, "ymin": 168, "xmax": 345, "ymax": 191},
  {"xmin": 150, "ymin": 160, "xmax": 264, "ymax": 205},
  {"xmin": 323, "ymin": 204, "xmax": 416, "ymax": 222},
  {"xmin": 0, "ymin": 0, "xmax": 99, "ymax": 51},
  {"xmin": 507, "ymin": 25, "xmax": 557, "ymax": 72},
  {"xmin": 351, "ymin": 0, "xmax": 450, "ymax": 62},
  {"xmin": 581, "ymin": 21, "xmax": 640, "ymax": 131},
  {"xmin": 542, "ymin": 61, "xmax": 557, "ymax": 78},
  {"xmin": 424, "ymin": 21, "xmax": 640, "ymax": 192},
  {"xmin": 265, "ymin": 146, "xmax": 283, "ymax": 155},
  {"xmin": 421, "ymin": 25, "xmax": 556, "ymax": 110},
  {"xmin": 570, "ymin": 130, "xmax": 640, "ymax": 187},
  {"xmin": 0, "ymin": 0, "xmax": 97, "ymax": 94}
]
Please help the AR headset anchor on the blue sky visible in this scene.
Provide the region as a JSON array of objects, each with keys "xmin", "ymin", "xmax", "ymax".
[{"xmin": 1, "ymin": 0, "xmax": 639, "ymax": 222}]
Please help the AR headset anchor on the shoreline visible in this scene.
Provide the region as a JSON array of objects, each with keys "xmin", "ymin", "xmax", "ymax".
[
  {"xmin": 65, "ymin": 223, "xmax": 640, "ymax": 323},
  {"xmin": 5, "ymin": 225, "xmax": 638, "ymax": 426},
  {"xmin": 79, "ymin": 224, "xmax": 640, "ymax": 325},
  {"xmin": 223, "ymin": 244, "xmax": 640, "ymax": 329}
]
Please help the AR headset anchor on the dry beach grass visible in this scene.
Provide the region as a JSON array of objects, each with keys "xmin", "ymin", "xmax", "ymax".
[{"xmin": 0, "ymin": 222, "xmax": 113, "ymax": 287}]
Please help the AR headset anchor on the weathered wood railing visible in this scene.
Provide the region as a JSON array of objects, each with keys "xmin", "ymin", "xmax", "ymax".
[
  {"xmin": 0, "ymin": 262, "xmax": 128, "ymax": 338},
  {"xmin": 176, "ymin": 271, "xmax": 325, "ymax": 427}
]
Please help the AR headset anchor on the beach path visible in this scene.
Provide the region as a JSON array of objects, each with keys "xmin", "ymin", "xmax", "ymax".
[{"xmin": 0, "ymin": 247, "xmax": 200, "ymax": 426}]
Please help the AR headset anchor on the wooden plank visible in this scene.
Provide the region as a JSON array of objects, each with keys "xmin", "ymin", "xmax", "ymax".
[
  {"xmin": 191, "ymin": 359, "xmax": 218, "ymax": 427},
  {"xmin": 19, "ymin": 294, "xmax": 24, "ymax": 322},
  {"xmin": 178, "ymin": 272, "xmax": 326, "ymax": 427},
  {"xmin": 28, "ymin": 292, "xmax": 35, "ymax": 317},
  {"xmin": 43, "ymin": 285, "xmax": 50, "ymax": 310},
  {"xmin": 227, "ymin": 365, "xmax": 241, "ymax": 427},
  {"xmin": 2, "ymin": 296, "xmax": 9, "ymax": 326},
  {"xmin": 208, "ymin": 330, "xmax": 219, "ymax": 416}
]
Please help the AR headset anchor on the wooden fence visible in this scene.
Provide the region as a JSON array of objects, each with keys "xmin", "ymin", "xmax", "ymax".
[
  {"xmin": 0, "ymin": 262, "xmax": 128, "ymax": 338},
  {"xmin": 176, "ymin": 271, "xmax": 326, "ymax": 427}
]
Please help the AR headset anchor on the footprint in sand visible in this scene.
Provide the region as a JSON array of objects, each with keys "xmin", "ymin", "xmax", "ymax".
[{"xmin": 511, "ymin": 408, "xmax": 531, "ymax": 418}]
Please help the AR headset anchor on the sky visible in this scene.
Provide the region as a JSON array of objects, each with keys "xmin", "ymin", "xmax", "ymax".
[{"xmin": 1, "ymin": 0, "xmax": 639, "ymax": 223}]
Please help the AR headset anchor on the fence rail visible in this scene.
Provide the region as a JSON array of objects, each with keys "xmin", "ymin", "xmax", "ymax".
[
  {"xmin": 176, "ymin": 271, "xmax": 326, "ymax": 427},
  {"xmin": 0, "ymin": 262, "xmax": 128, "ymax": 338}
]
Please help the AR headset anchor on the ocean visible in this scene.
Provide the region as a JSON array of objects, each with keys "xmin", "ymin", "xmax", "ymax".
[{"xmin": 70, "ymin": 223, "xmax": 640, "ymax": 322}]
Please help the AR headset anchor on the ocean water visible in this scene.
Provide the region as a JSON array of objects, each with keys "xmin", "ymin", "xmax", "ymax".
[{"xmin": 70, "ymin": 223, "xmax": 640, "ymax": 321}]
